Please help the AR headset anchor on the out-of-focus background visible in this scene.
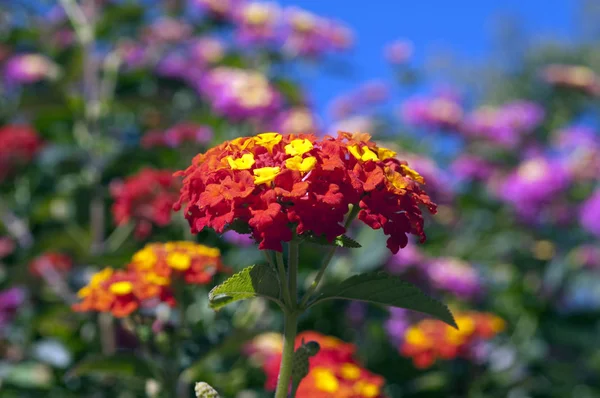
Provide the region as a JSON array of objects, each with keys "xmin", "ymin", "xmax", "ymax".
[{"xmin": 1, "ymin": 1, "xmax": 599, "ymax": 397}]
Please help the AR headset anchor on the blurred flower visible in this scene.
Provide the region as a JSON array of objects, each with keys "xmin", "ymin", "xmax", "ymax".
[
  {"xmin": 222, "ymin": 230, "xmax": 255, "ymax": 247},
  {"xmin": 0, "ymin": 237, "xmax": 15, "ymax": 259},
  {"xmin": 117, "ymin": 39, "xmax": 151, "ymax": 70},
  {"xmin": 110, "ymin": 168, "xmax": 180, "ymax": 239},
  {"xmin": 142, "ymin": 17, "xmax": 192, "ymax": 44},
  {"xmin": 400, "ymin": 94, "xmax": 463, "ymax": 131},
  {"xmin": 247, "ymin": 331, "xmax": 386, "ymax": 397},
  {"xmin": 358, "ymin": 80, "xmax": 389, "ymax": 106},
  {"xmin": 384, "ymin": 39, "xmax": 413, "ymax": 64},
  {"xmin": 451, "ymin": 155, "xmax": 496, "ymax": 182},
  {"xmin": 579, "ymin": 189, "xmax": 600, "ymax": 238},
  {"xmin": 0, "ymin": 125, "xmax": 43, "ymax": 182},
  {"xmin": 192, "ymin": 0, "xmax": 245, "ymax": 20},
  {"xmin": 542, "ymin": 64, "xmax": 600, "ymax": 96},
  {"xmin": 283, "ymin": 7, "xmax": 352, "ymax": 57},
  {"xmin": 426, "ymin": 258, "xmax": 482, "ymax": 300},
  {"xmin": 3, "ymin": 54, "xmax": 59, "ymax": 84},
  {"xmin": 29, "ymin": 252, "xmax": 72, "ymax": 278},
  {"xmin": 234, "ymin": 2, "xmax": 281, "ymax": 45},
  {"xmin": 73, "ymin": 242, "xmax": 226, "ymax": 317},
  {"xmin": 461, "ymin": 101, "xmax": 544, "ymax": 147},
  {"xmin": 553, "ymin": 126, "xmax": 600, "ymax": 180},
  {"xmin": 330, "ymin": 116, "xmax": 374, "ymax": 136},
  {"xmin": 274, "ymin": 108, "xmax": 319, "ymax": 135},
  {"xmin": 188, "ymin": 37, "xmax": 226, "ymax": 67},
  {"xmin": 570, "ymin": 245, "xmax": 600, "ymax": 270},
  {"xmin": 385, "ymin": 240, "xmax": 426, "ymax": 274},
  {"xmin": 0, "ymin": 287, "xmax": 25, "ymax": 331},
  {"xmin": 142, "ymin": 123, "xmax": 213, "ymax": 149},
  {"xmin": 199, "ymin": 67, "xmax": 282, "ymax": 121},
  {"xmin": 499, "ymin": 157, "xmax": 571, "ymax": 219},
  {"xmin": 385, "ymin": 308, "xmax": 410, "ymax": 344},
  {"xmin": 398, "ymin": 152, "xmax": 453, "ymax": 203},
  {"xmin": 174, "ymin": 132, "xmax": 436, "ymax": 253},
  {"xmin": 400, "ymin": 311, "xmax": 505, "ymax": 368}
]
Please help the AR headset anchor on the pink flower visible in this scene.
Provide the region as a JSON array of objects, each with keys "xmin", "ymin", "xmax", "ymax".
[
  {"xmin": 385, "ymin": 40, "xmax": 413, "ymax": 64},
  {"xmin": 3, "ymin": 54, "xmax": 59, "ymax": 84}
]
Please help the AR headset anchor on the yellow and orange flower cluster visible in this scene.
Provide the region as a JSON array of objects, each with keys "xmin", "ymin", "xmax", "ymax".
[
  {"xmin": 175, "ymin": 132, "xmax": 436, "ymax": 253},
  {"xmin": 401, "ymin": 311, "xmax": 505, "ymax": 369},
  {"xmin": 73, "ymin": 242, "xmax": 226, "ymax": 317},
  {"xmin": 246, "ymin": 331, "xmax": 386, "ymax": 397}
]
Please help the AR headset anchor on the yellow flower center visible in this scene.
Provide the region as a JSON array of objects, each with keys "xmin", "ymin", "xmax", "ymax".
[
  {"xmin": 253, "ymin": 166, "xmax": 281, "ymax": 185},
  {"xmin": 285, "ymin": 156, "xmax": 317, "ymax": 173},
  {"xmin": 312, "ymin": 367, "xmax": 339, "ymax": 393},
  {"xmin": 226, "ymin": 153, "xmax": 255, "ymax": 170},
  {"xmin": 348, "ymin": 145, "xmax": 379, "ymax": 162},
  {"xmin": 570, "ymin": 66, "xmax": 594, "ymax": 86},
  {"xmin": 78, "ymin": 268, "xmax": 114, "ymax": 298},
  {"xmin": 254, "ymin": 132, "xmax": 282, "ymax": 153},
  {"xmin": 340, "ymin": 363, "xmax": 361, "ymax": 380},
  {"xmin": 244, "ymin": 3, "xmax": 272, "ymax": 25},
  {"xmin": 132, "ymin": 249, "xmax": 157, "ymax": 270},
  {"xmin": 405, "ymin": 327, "xmax": 429, "ymax": 347},
  {"xmin": 285, "ymin": 139, "xmax": 313, "ymax": 156},
  {"xmin": 195, "ymin": 245, "xmax": 221, "ymax": 257},
  {"xmin": 354, "ymin": 381, "xmax": 380, "ymax": 398},
  {"xmin": 109, "ymin": 281, "xmax": 134, "ymax": 296},
  {"xmin": 167, "ymin": 252, "xmax": 192, "ymax": 271}
]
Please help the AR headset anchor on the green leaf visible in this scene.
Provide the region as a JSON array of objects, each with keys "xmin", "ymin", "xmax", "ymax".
[
  {"xmin": 309, "ymin": 272, "xmax": 457, "ymax": 328},
  {"xmin": 67, "ymin": 354, "xmax": 155, "ymax": 381},
  {"xmin": 208, "ymin": 264, "xmax": 281, "ymax": 310},
  {"xmin": 305, "ymin": 234, "xmax": 362, "ymax": 249},
  {"xmin": 291, "ymin": 340, "xmax": 320, "ymax": 396}
]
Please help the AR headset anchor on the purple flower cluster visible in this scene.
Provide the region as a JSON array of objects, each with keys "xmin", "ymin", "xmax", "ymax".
[
  {"xmin": 499, "ymin": 157, "xmax": 571, "ymax": 219},
  {"xmin": 141, "ymin": 123, "xmax": 213, "ymax": 149},
  {"xmin": 328, "ymin": 80, "xmax": 389, "ymax": 120},
  {"xmin": 3, "ymin": 54, "xmax": 59, "ymax": 85},
  {"xmin": 384, "ymin": 39, "xmax": 413, "ymax": 65},
  {"xmin": 234, "ymin": 2, "xmax": 281, "ymax": 46},
  {"xmin": 272, "ymin": 107, "xmax": 319, "ymax": 135},
  {"xmin": 198, "ymin": 67, "xmax": 282, "ymax": 120},
  {"xmin": 0, "ymin": 287, "xmax": 25, "ymax": 331},
  {"xmin": 554, "ymin": 126, "xmax": 600, "ymax": 181},
  {"xmin": 542, "ymin": 64, "xmax": 600, "ymax": 96},
  {"xmin": 452, "ymin": 155, "xmax": 496, "ymax": 182},
  {"xmin": 400, "ymin": 93, "xmax": 463, "ymax": 130},
  {"xmin": 386, "ymin": 242, "xmax": 482, "ymax": 300},
  {"xmin": 461, "ymin": 101, "xmax": 544, "ymax": 148},
  {"xmin": 579, "ymin": 189, "xmax": 600, "ymax": 238}
]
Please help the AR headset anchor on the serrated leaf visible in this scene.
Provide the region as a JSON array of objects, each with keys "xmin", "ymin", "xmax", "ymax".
[
  {"xmin": 67, "ymin": 354, "xmax": 155, "ymax": 381},
  {"xmin": 208, "ymin": 264, "xmax": 281, "ymax": 310},
  {"xmin": 309, "ymin": 272, "xmax": 457, "ymax": 328},
  {"xmin": 305, "ymin": 234, "xmax": 362, "ymax": 249}
]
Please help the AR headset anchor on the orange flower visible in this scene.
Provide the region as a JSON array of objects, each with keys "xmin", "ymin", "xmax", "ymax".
[
  {"xmin": 247, "ymin": 331, "xmax": 386, "ymax": 397},
  {"xmin": 175, "ymin": 132, "xmax": 436, "ymax": 253},
  {"xmin": 400, "ymin": 311, "xmax": 505, "ymax": 368}
]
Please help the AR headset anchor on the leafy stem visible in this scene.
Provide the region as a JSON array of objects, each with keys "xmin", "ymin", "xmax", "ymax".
[{"xmin": 275, "ymin": 251, "xmax": 293, "ymax": 308}]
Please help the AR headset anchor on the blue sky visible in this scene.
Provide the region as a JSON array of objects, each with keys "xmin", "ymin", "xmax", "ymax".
[{"xmin": 278, "ymin": 0, "xmax": 578, "ymax": 117}]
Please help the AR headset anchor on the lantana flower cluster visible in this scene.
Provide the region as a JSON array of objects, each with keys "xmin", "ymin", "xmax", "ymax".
[
  {"xmin": 0, "ymin": 125, "xmax": 43, "ymax": 182},
  {"xmin": 247, "ymin": 331, "xmax": 386, "ymax": 397},
  {"xmin": 400, "ymin": 311, "xmax": 505, "ymax": 369},
  {"xmin": 174, "ymin": 132, "xmax": 436, "ymax": 253},
  {"xmin": 29, "ymin": 252, "xmax": 72, "ymax": 278},
  {"xmin": 542, "ymin": 64, "xmax": 600, "ymax": 96},
  {"xmin": 110, "ymin": 168, "xmax": 180, "ymax": 239},
  {"xmin": 73, "ymin": 242, "xmax": 226, "ymax": 318}
]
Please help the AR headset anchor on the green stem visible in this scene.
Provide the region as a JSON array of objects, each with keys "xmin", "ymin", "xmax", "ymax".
[
  {"xmin": 299, "ymin": 205, "xmax": 360, "ymax": 307},
  {"xmin": 288, "ymin": 240, "xmax": 299, "ymax": 305},
  {"xmin": 274, "ymin": 311, "xmax": 298, "ymax": 398},
  {"xmin": 275, "ymin": 251, "xmax": 293, "ymax": 308}
]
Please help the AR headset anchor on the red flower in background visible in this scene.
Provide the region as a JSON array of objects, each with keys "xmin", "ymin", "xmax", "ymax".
[
  {"xmin": 247, "ymin": 331, "xmax": 386, "ymax": 397},
  {"xmin": 175, "ymin": 132, "xmax": 436, "ymax": 253},
  {"xmin": 29, "ymin": 252, "xmax": 72, "ymax": 278},
  {"xmin": 110, "ymin": 168, "xmax": 180, "ymax": 239},
  {"xmin": 0, "ymin": 125, "xmax": 43, "ymax": 182}
]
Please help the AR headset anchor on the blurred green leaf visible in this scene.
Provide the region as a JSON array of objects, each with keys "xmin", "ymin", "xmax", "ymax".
[
  {"xmin": 309, "ymin": 272, "xmax": 457, "ymax": 328},
  {"xmin": 67, "ymin": 354, "xmax": 155, "ymax": 381},
  {"xmin": 208, "ymin": 264, "xmax": 281, "ymax": 310},
  {"xmin": 305, "ymin": 234, "xmax": 362, "ymax": 249}
]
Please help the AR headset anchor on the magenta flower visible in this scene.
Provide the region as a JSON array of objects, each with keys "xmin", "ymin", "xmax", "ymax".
[
  {"xmin": 3, "ymin": 54, "xmax": 59, "ymax": 84},
  {"xmin": 142, "ymin": 17, "xmax": 192, "ymax": 44},
  {"xmin": 188, "ymin": 38, "xmax": 225, "ymax": 67},
  {"xmin": 192, "ymin": 0, "xmax": 245, "ymax": 20},
  {"xmin": 580, "ymin": 190, "xmax": 600, "ymax": 238},
  {"xmin": 426, "ymin": 257, "xmax": 482, "ymax": 300},
  {"xmin": 234, "ymin": 2, "xmax": 281, "ymax": 45},
  {"xmin": 500, "ymin": 157, "xmax": 571, "ymax": 218},
  {"xmin": 400, "ymin": 94, "xmax": 463, "ymax": 130},
  {"xmin": 452, "ymin": 155, "xmax": 496, "ymax": 182},
  {"xmin": 554, "ymin": 126, "xmax": 600, "ymax": 181},
  {"xmin": 385, "ymin": 241, "xmax": 427, "ymax": 274},
  {"xmin": 222, "ymin": 230, "xmax": 255, "ymax": 247},
  {"xmin": 542, "ymin": 64, "xmax": 600, "ymax": 96},
  {"xmin": 141, "ymin": 123, "xmax": 212, "ymax": 149},
  {"xmin": 571, "ymin": 245, "xmax": 600, "ymax": 270},
  {"xmin": 384, "ymin": 39, "xmax": 414, "ymax": 64},
  {"xmin": 0, "ymin": 287, "xmax": 25, "ymax": 331},
  {"xmin": 199, "ymin": 67, "xmax": 281, "ymax": 120},
  {"xmin": 385, "ymin": 308, "xmax": 410, "ymax": 344}
]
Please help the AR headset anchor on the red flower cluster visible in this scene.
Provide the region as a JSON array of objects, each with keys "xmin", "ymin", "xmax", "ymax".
[
  {"xmin": 110, "ymin": 168, "xmax": 180, "ymax": 239},
  {"xmin": 247, "ymin": 331, "xmax": 386, "ymax": 397},
  {"xmin": 400, "ymin": 311, "xmax": 505, "ymax": 369},
  {"xmin": 29, "ymin": 252, "xmax": 72, "ymax": 277},
  {"xmin": 175, "ymin": 132, "xmax": 436, "ymax": 253},
  {"xmin": 73, "ymin": 241, "xmax": 226, "ymax": 317},
  {"xmin": 0, "ymin": 125, "xmax": 43, "ymax": 182}
]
